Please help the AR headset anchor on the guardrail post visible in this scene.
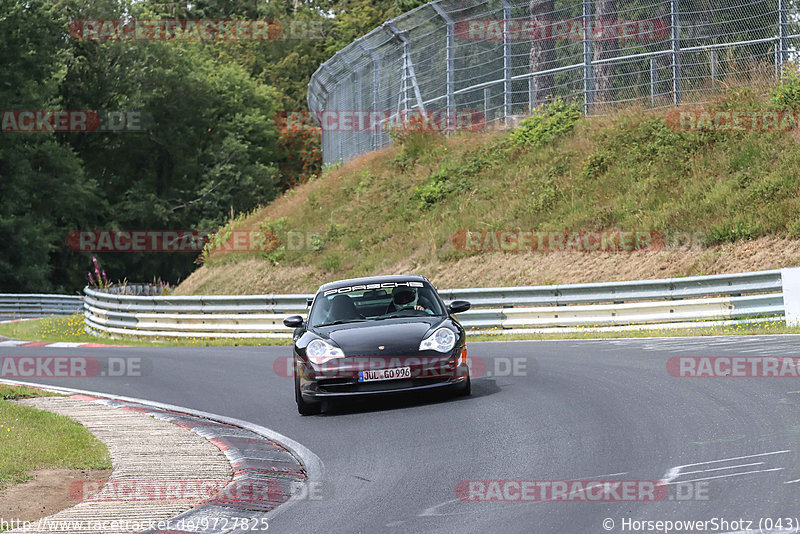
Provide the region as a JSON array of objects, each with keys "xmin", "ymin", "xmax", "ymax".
[
  {"xmin": 781, "ymin": 267, "xmax": 800, "ymax": 326},
  {"xmin": 432, "ymin": 2, "xmax": 456, "ymax": 131},
  {"xmin": 501, "ymin": 0, "xmax": 512, "ymax": 126},
  {"xmin": 671, "ymin": 0, "xmax": 681, "ymax": 106},
  {"xmin": 583, "ymin": 0, "xmax": 594, "ymax": 115}
]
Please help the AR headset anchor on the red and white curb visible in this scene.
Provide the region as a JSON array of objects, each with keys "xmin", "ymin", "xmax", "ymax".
[
  {"xmin": 0, "ymin": 379, "xmax": 324, "ymax": 533},
  {"xmin": 0, "ymin": 340, "xmax": 130, "ymax": 348}
]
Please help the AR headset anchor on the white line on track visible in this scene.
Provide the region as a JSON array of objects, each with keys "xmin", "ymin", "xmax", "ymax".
[
  {"xmin": 665, "ymin": 467, "xmax": 784, "ymax": 485},
  {"xmin": 661, "ymin": 450, "xmax": 790, "ymax": 484}
]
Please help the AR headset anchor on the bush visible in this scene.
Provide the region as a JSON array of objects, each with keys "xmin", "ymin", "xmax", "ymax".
[
  {"xmin": 509, "ymin": 99, "xmax": 582, "ymax": 149},
  {"xmin": 771, "ymin": 65, "xmax": 800, "ymax": 110},
  {"xmin": 277, "ymin": 121, "xmax": 321, "ymax": 189}
]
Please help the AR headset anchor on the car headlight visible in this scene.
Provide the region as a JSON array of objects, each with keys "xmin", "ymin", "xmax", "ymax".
[
  {"xmin": 419, "ymin": 327, "xmax": 456, "ymax": 353},
  {"xmin": 306, "ymin": 339, "xmax": 345, "ymax": 365}
]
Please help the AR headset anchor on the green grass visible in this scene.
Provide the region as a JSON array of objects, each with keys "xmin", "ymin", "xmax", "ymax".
[
  {"xmin": 467, "ymin": 318, "xmax": 800, "ymax": 342},
  {"xmin": 187, "ymin": 83, "xmax": 800, "ymax": 293},
  {"xmin": 0, "ymin": 385, "xmax": 111, "ymax": 491},
  {"xmin": 0, "ymin": 314, "xmax": 291, "ymax": 347},
  {"xmin": 0, "ymin": 385, "xmax": 61, "ymax": 400}
]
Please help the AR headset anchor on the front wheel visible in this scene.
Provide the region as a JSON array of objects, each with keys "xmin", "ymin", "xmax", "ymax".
[
  {"xmin": 457, "ymin": 375, "xmax": 471, "ymax": 396},
  {"xmin": 295, "ymin": 364, "xmax": 322, "ymax": 415},
  {"xmin": 297, "ymin": 396, "xmax": 322, "ymax": 415}
]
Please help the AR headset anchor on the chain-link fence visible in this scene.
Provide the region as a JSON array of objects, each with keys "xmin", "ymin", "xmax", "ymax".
[{"xmin": 308, "ymin": 0, "xmax": 798, "ymax": 165}]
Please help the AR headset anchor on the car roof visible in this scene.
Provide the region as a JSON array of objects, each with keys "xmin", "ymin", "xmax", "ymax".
[{"xmin": 317, "ymin": 274, "xmax": 430, "ymax": 293}]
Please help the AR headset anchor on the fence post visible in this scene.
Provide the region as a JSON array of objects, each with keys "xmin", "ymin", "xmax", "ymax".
[
  {"xmin": 372, "ymin": 55, "xmax": 381, "ymax": 149},
  {"xmin": 529, "ymin": 77, "xmax": 536, "ymax": 113},
  {"xmin": 356, "ymin": 40, "xmax": 381, "ymax": 150},
  {"xmin": 650, "ymin": 57, "xmax": 658, "ymax": 106},
  {"xmin": 386, "ymin": 22, "xmax": 426, "ymax": 116},
  {"xmin": 779, "ymin": 0, "xmax": 787, "ymax": 77},
  {"xmin": 484, "ymin": 86, "xmax": 491, "ymax": 122},
  {"xmin": 710, "ymin": 49, "xmax": 717, "ymax": 89},
  {"xmin": 432, "ymin": 2, "xmax": 455, "ymax": 130},
  {"xmin": 501, "ymin": 0, "xmax": 512, "ymax": 126},
  {"xmin": 671, "ymin": 0, "xmax": 681, "ymax": 106},
  {"xmin": 583, "ymin": 0, "xmax": 594, "ymax": 115}
]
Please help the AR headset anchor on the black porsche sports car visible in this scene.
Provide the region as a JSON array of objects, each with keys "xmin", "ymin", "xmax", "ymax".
[{"xmin": 283, "ymin": 275, "xmax": 472, "ymax": 415}]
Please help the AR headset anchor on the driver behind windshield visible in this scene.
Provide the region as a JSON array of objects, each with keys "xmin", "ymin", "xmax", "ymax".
[{"xmin": 390, "ymin": 287, "xmax": 429, "ymax": 313}]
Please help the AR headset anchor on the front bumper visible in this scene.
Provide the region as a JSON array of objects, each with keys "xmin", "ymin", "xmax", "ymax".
[{"xmin": 297, "ymin": 351, "xmax": 469, "ymax": 400}]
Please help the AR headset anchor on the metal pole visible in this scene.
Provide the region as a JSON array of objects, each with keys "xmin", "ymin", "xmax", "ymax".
[
  {"xmin": 484, "ymin": 86, "xmax": 491, "ymax": 123},
  {"xmin": 710, "ymin": 49, "xmax": 717, "ymax": 89},
  {"xmin": 386, "ymin": 22, "xmax": 427, "ymax": 115},
  {"xmin": 583, "ymin": 0, "xmax": 594, "ymax": 115},
  {"xmin": 650, "ymin": 57, "xmax": 657, "ymax": 106},
  {"xmin": 354, "ymin": 70, "xmax": 363, "ymax": 154},
  {"xmin": 501, "ymin": 0, "xmax": 512, "ymax": 126},
  {"xmin": 432, "ymin": 3, "xmax": 455, "ymax": 130},
  {"xmin": 356, "ymin": 40, "xmax": 381, "ymax": 150},
  {"xmin": 671, "ymin": 0, "xmax": 681, "ymax": 106},
  {"xmin": 779, "ymin": 0, "xmax": 787, "ymax": 76},
  {"xmin": 528, "ymin": 77, "xmax": 536, "ymax": 113},
  {"xmin": 372, "ymin": 56, "xmax": 381, "ymax": 149}
]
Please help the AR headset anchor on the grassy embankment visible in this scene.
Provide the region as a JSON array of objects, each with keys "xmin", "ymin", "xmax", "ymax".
[{"xmin": 179, "ymin": 82, "xmax": 800, "ymax": 298}]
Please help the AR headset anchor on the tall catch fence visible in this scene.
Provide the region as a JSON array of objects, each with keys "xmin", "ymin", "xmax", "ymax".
[{"xmin": 308, "ymin": 0, "xmax": 798, "ymax": 164}]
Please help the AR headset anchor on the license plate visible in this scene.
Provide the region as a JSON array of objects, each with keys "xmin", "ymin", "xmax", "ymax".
[{"xmin": 358, "ymin": 367, "xmax": 411, "ymax": 382}]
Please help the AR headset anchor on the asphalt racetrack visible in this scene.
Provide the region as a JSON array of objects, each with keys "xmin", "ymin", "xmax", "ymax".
[{"xmin": 4, "ymin": 335, "xmax": 800, "ymax": 534}]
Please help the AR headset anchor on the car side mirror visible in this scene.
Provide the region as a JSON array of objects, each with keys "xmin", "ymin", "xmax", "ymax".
[
  {"xmin": 447, "ymin": 300, "xmax": 471, "ymax": 314},
  {"xmin": 283, "ymin": 315, "xmax": 305, "ymax": 328}
]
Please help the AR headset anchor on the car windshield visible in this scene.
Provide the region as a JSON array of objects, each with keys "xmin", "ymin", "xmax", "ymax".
[{"xmin": 308, "ymin": 283, "xmax": 445, "ymax": 327}]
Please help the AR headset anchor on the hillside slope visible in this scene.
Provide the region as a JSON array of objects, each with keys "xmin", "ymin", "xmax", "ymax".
[{"xmin": 176, "ymin": 88, "xmax": 800, "ymax": 295}]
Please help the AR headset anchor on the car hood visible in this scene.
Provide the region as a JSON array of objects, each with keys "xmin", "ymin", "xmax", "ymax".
[{"xmin": 320, "ymin": 317, "xmax": 445, "ymax": 356}]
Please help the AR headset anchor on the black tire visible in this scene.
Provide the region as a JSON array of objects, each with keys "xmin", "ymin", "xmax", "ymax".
[
  {"xmin": 295, "ymin": 365, "xmax": 322, "ymax": 415},
  {"xmin": 297, "ymin": 396, "xmax": 322, "ymax": 415},
  {"xmin": 457, "ymin": 375, "xmax": 471, "ymax": 396}
]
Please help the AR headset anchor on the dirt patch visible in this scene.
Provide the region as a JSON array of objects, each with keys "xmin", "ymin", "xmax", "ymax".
[
  {"xmin": 175, "ymin": 236, "xmax": 800, "ymax": 295},
  {"xmin": 0, "ymin": 468, "xmax": 111, "ymax": 522}
]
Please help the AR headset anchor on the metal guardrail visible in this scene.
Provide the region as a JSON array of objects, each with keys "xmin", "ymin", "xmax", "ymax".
[
  {"xmin": 0, "ymin": 294, "xmax": 84, "ymax": 317},
  {"xmin": 82, "ymin": 269, "xmax": 789, "ymax": 338}
]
